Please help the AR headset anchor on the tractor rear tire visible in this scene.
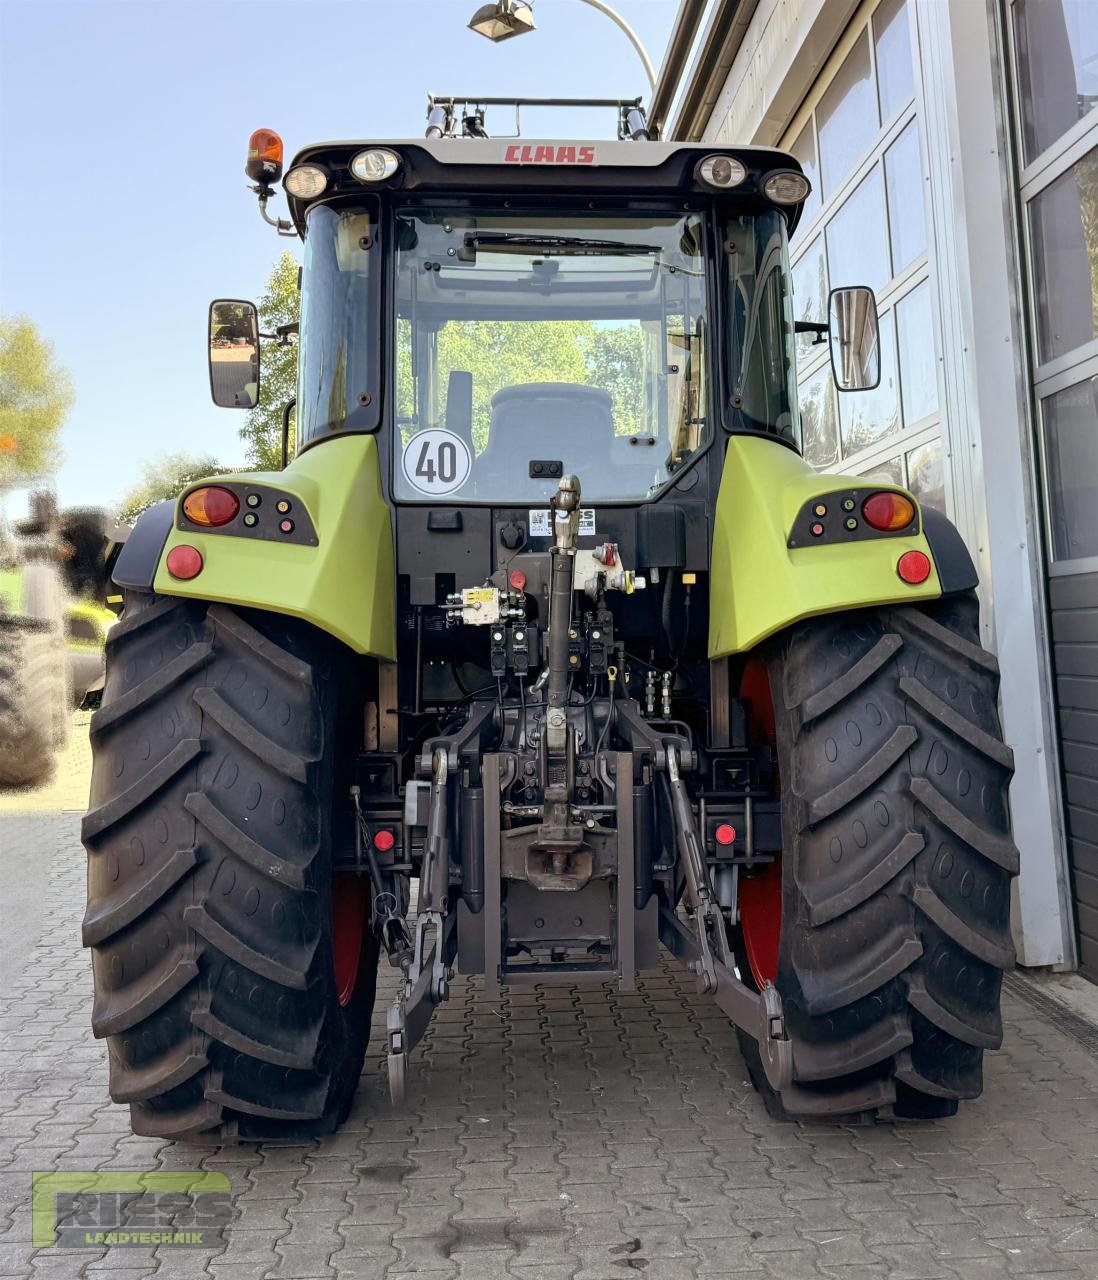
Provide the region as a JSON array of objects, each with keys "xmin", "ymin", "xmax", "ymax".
[
  {"xmin": 82, "ymin": 591, "xmax": 379, "ymax": 1141},
  {"xmin": 0, "ymin": 620, "xmax": 58, "ymax": 788},
  {"xmin": 738, "ymin": 593, "xmax": 1018, "ymax": 1121}
]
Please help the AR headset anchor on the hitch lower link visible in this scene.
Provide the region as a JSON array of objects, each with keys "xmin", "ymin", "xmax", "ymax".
[
  {"xmin": 386, "ymin": 748, "xmax": 452, "ymax": 1106},
  {"xmin": 661, "ymin": 745, "xmax": 793, "ymax": 1095}
]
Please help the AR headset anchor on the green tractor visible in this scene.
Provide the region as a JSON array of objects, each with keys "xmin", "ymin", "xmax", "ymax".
[{"xmin": 83, "ymin": 99, "xmax": 1018, "ymax": 1141}]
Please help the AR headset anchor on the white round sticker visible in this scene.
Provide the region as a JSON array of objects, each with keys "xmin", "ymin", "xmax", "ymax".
[{"xmin": 402, "ymin": 429, "xmax": 472, "ymax": 497}]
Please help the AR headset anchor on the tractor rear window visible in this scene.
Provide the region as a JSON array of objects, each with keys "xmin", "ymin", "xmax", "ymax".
[{"xmin": 392, "ymin": 209, "xmax": 710, "ymax": 503}]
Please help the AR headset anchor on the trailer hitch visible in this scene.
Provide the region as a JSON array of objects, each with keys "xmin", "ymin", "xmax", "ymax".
[
  {"xmin": 660, "ymin": 745, "xmax": 792, "ymax": 1094},
  {"xmin": 386, "ymin": 748, "xmax": 453, "ymax": 1106}
]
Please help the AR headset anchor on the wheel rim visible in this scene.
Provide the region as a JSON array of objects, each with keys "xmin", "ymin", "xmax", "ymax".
[
  {"xmin": 332, "ymin": 875, "xmax": 369, "ymax": 1007},
  {"xmin": 737, "ymin": 657, "xmax": 782, "ymax": 988}
]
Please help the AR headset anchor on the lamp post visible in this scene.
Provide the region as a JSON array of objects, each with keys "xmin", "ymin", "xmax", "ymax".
[{"xmin": 468, "ymin": 0, "xmax": 657, "ymax": 92}]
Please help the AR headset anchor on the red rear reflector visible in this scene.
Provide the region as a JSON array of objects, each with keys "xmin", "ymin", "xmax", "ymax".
[
  {"xmin": 373, "ymin": 829, "xmax": 396, "ymax": 853},
  {"xmin": 862, "ymin": 491, "xmax": 916, "ymax": 531},
  {"xmin": 183, "ymin": 485, "xmax": 240, "ymax": 527},
  {"xmin": 166, "ymin": 545, "xmax": 203, "ymax": 580},
  {"xmin": 897, "ymin": 550, "xmax": 932, "ymax": 584},
  {"xmin": 715, "ymin": 823, "xmax": 737, "ymax": 847},
  {"xmin": 509, "ymin": 569, "xmax": 527, "ymax": 592}
]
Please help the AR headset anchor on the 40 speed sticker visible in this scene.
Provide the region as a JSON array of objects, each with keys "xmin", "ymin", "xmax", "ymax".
[{"xmin": 402, "ymin": 429, "xmax": 472, "ymax": 497}]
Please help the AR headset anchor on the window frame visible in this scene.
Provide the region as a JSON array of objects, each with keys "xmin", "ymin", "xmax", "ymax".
[
  {"xmin": 1005, "ymin": 0, "xmax": 1098, "ymax": 569},
  {"xmin": 782, "ymin": 0, "xmax": 941, "ymax": 502}
]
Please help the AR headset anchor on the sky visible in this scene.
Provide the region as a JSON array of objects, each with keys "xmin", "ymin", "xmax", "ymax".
[{"xmin": 0, "ymin": 0, "xmax": 680, "ymax": 513}]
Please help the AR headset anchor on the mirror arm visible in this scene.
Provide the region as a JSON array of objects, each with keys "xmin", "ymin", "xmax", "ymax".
[
  {"xmin": 251, "ymin": 184, "xmax": 297, "ymax": 237},
  {"xmin": 794, "ymin": 320, "xmax": 828, "ymax": 346}
]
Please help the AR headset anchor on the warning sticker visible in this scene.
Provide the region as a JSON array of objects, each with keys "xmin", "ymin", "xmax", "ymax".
[{"xmin": 528, "ymin": 508, "xmax": 596, "ymax": 537}]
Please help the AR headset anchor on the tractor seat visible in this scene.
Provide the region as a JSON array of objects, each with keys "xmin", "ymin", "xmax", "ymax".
[{"xmin": 475, "ymin": 383, "xmax": 617, "ymax": 497}]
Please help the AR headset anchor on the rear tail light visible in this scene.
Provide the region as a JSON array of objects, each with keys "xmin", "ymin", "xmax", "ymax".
[
  {"xmin": 166, "ymin": 545, "xmax": 203, "ymax": 580},
  {"xmin": 183, "ymin": 486, "xmax": 240, "ymax": 527},
  {"xmin": 897, "ymin": 550, "xmax": 932, "ymax": 585},
  {"xmin": 862, "ymin": 491, "xmax": 916, "ymax": 531},
  {"xmin": 715, "ymin": 823, "xmax": 737, "ymax": 847},
  {"xmin": 373, "ymin": 829, "xmax": 396, "ymax": 853}
]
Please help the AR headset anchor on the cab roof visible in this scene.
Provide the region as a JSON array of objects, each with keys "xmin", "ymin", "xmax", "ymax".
[{"xmin": 283, "ymin": 138, "xmax": 808, "ymax": 237}]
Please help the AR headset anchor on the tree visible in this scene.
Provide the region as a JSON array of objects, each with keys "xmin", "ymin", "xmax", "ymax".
[
  {"xmin": 0, "ymin": 316, "xmax": 73, "ymax": 482},
  {"xmin": 241, "ymin": 251, "xmax": 300, "ymax": 471},
  {"xmin": 118, "ymin": 452, "xmax": 228, "ymax": 525}
]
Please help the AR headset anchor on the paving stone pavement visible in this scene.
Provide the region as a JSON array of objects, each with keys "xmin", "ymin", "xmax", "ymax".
[{"xmin": 3, "ymin": 808, "xmax": 1098, "ymax": 1280}]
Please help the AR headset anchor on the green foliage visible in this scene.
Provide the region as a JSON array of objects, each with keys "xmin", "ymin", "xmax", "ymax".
[
  {"xmin": 241, "ymin": 251, "xmax": 300, "ymax": 470},
  {"xmin": 118, "ymin": 452, "xmax": 228, "ymax": 526},
  {"xmin": 0, "ymin": 316, "xmax": 73, "ymax": 482}
]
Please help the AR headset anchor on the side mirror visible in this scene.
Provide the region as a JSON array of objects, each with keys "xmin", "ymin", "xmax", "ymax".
[
  {"xmin": 828, "ymin": 286, "xmax": 881, "ymax": 392},
  {"xmin": 208, "ymin": 300, "xmax": 260, "ymax": 409}
]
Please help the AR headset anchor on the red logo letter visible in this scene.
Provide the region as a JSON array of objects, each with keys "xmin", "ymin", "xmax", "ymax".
[
  {"xmin": 504, "ymin": 144, "xmax": 521, "ymax": 162},
  {"xmin": 578, "ymin": 146, "xmax": 596, "ymax": 164}
]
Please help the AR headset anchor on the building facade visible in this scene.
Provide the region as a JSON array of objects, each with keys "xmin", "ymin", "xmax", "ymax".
[{"xmin": 653, "ymin": 0, "xmax": 1097, "ymax": 975}]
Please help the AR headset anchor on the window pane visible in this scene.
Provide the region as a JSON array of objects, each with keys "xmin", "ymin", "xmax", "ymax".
[
  {"xmin": 1014, "ymin": 0, "xmax": 1098, "ymax": 165},
  {"xmin": 817, "ymin": 32, "xmax": 878, "ymax": 196},
  {"xmin": 885, "ymin": 121, "xmax": 927, "ymax": 274},
  {"xmin": 860, "ymin": 456, "xmax": 905, "ymax": 486},
  {"xmin": 789, "ymin": 122, "xmax": 821, "ymax": 233},
  {"xmin": 826, "ymin": 164, "xmax": 890, "ymax": 294},
  {"xmin": 839, "ymin": 310, "xmax": 900, "ymax": 455},
  {"xmin": 896, "ymin": 281, "xmax": 938, "ymax": 425},
  {"xmin": 1043, "ymin": 376, "xmax": 1098, "ymax": 561},
  {"xmin": 792, "ymin": 237, "xmax": 828, "ymax": 364},
  {"xmin": 1028, "ymin": 147, "xmax": 1098, "ymax": 365},
  {"xmin": 906, "ymin": 439, "xmax": 946, "ymax": 511},
  {"xmin": 799, "ymin": 366, "xmax": 840, "ymax": 469},
  {"xmin": 874, "ymin": 0, "xmax": 915, "ymax": 122}
]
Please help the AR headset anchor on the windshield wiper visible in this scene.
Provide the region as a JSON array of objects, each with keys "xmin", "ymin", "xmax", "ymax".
[{"xmin": 459, "ymin": 232, "xmax": 660, "ymax": 262}]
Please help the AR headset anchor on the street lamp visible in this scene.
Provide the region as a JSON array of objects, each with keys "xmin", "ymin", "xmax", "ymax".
[
  {"xmin": 467, "ymin": 0, "xmax": 536, "ymax": 42},
  {"xmin": 467, "ymin": 0, "xmax": 656, "ymax": 92}
]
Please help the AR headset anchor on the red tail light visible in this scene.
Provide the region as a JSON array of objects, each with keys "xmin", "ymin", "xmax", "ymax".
[
  {"xmin": 862, "ymin": 491, "xmax": 916, "ymax": 531},
  {"xmin": 183, "ymin": 486, "xmax": 240, "ymax": 527},
  {"xmin": 166, "ymin": 545, "xmax": 203, "ymax": 580},
  {"xmin": 897, "ymin": 550, "xmax": 932, "ymax": 585}
]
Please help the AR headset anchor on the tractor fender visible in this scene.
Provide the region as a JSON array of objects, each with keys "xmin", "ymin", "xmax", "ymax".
[
  {"xmin": 709, "ymin": 435, "xmax": 967, "ymax": 658},
  {"xmin": 150, "ymin": 436, "xmax": 397, "ymax": 660},
  {"xmin": 921, "ymin": 504, "xmax": 978, "ymax": 595},
  {"xmin": 112, "ymin": 501, "xmax": 174, "ymax": 592}
]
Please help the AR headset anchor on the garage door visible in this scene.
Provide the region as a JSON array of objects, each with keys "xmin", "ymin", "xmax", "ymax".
[{"xmin": 1006, "ymin": 0, "xmax": 1098, "ymax": 979}]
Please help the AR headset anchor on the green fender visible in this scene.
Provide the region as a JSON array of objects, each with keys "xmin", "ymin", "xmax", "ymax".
[
  {"xmin": 155, "ymin": 435, "xmax": 397, "ymax": 660},
  {"xmin": 709, "ymin": 435, "xmax": 942, "ymax": 658}
]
